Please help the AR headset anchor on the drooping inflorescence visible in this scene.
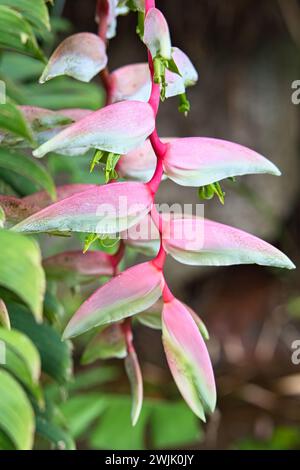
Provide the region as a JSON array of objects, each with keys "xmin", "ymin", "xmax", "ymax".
[{"xmin": 8, "ymin": 0, "xmax": 295, "ymax": 425}]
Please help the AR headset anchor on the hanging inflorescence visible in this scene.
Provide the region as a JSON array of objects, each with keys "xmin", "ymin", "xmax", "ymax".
[{"xmin": 10, "ymin": 0, "xmax": 295, "ymax": 425}]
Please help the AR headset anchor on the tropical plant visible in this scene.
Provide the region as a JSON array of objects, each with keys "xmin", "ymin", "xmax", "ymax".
[{"xmin": 0, "ymin": 0, "xmax": 295, "ymax": 449}]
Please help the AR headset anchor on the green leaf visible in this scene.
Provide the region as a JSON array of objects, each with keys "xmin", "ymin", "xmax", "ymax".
[
  {"xmin": 0, "ymin": 230, "xmax": 45, "ymax": 320},
  {"xmin": 0, "ymin": 102, "xmax": 34, "ymax": 143},
  {"xmin": 1, "ymin": 345, "xmax": 42, "ymax": 401},
  {"xmin": 0, "ymin": 326, "xmax": 41, "ymax": 383},
  {"xmin": 0, "ymin": 6, "xmax": 45, "ymax": 61},
  {"xmin": 90, "ymin": 397, "xmax": 150, "ymax": 450},
  {"xmin": 0, "ymin": 429, "xmax": 14, "ymax": 449},
  {"xmin": 8, "ymin": 302, "xmax": 72, "ymax": 384},
  {"xmin": 0, "ymin": 369, "xmax": 35, "ymax": 449},
  {"xmin": 0, "ymin": 52, "xmax": 44, "ymax": 82},
  {"xmin": 0, "ymin": 148, "xmax": 56, "ymax": 199},
  {"xmin": 43, "ymin": 289, "xmax": 65, "ymax": 323},
  {"xmin": 150, "ymin": 401, "xmax": 201, "ymax": 448},
  {"xmin": 66, "ymin": 367, "xmax": 119, "ymax": 393},
  {"xmin": 24, "ymin": 77, "xmax": 104, "ymax": 110},
  {"xmin": 60, "ymin": 394, "xmax": 107, "ymax": 439},
  {"xmin": 36, "ymin": 416, "xmax": 76, "ymax": 450},
  {"xmin": 0, "ymin": 167, "xmax": 40, "ymax": 196},
  {"xmin": 0, "ymin": 0, "xmax": 50, "ymax": 32}
]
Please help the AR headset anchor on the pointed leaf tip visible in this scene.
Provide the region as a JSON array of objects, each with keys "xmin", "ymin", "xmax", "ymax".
[
  {"xmin": 125, "ymin": 347, "xmax": 143, "ymax": 426},
  {"xmin": 163, "ymin": 138, "xmax": 281, "ymax": 187},
  {"xmin": 12, "ymin": 182, "xmax": 153, "ymax": 235},
  {"xmin": 162, "ymin": 298, "xmax": 216, "ymax": 419},
  {"xmin": 163, "ymin": 216, "xmax": 295, "ymax": 270}
]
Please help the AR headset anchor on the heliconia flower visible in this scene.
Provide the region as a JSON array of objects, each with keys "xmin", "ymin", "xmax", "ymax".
[
  {"xmin": 19, "ymin": 106, "xmax": 92, "ymax": 130},
  {"xmin": 110, "ymin": 63, "xmax": 152, "ymax": 103},
  {"xmin": 184, "ymin": 303, "xmax": 209, "ymax": 341},
  {"xmin": 117, "ymin": 138, "xmax": 157, "ymax": 181},
  {"xmin": 143, "ymin": 8, "xmax": 172, "ymax": 60},
  {"xmin": 125, "ymin": 346, "xmax": 143, "ymax": 426},
  {"xmin": 135, "ymin": 298, "xmax": 209, "ymax": 339},
  {"xmin": 122, "ymin": 213, "xmax": 160, "ymax": 256},
  {"xmin": 163, "ymin": 137, "xmax": 281, "ymax": 187},
  {"xmin": 162, "ymin": 298, "xmax": 216, "ymax": 420},
  {"xmin": 82, "ymin": 323, "xmax": 127, "ymax": 364},
  {"xmin": 117, "ymin": 137, "xmax": 171, "ymax": 182},
  {"xmin": 57, "ymin": 108, "xmax": 93, "ymax": 121},
  {"xmin": 96, "ymin": 0, "xmax": 129, "ymax": 40},
  {"xmin": 18, "ymin": 107, "xmax": 93, "ymax": 153},
  {"xmin": 23, "ymin": 184, "xmax": 98, "ymax": 209},
  {"xmin": 63, "ymin": 261, "xmax": 165, "ymax": 339},
  {"xmin": 165, "ymin": 47, "xmax": 198, "ymax": 98},
  {"xmin": 39, "ymin": 33, "xmax": 107, "ymax": 83},
  {"xmin": 19, "ymin": 106, "xmax": 74, "ymax": 129},
  {"xmin": 32, "ymin": 101, "xmax": 155, "ymax": 158},
  {"xmin": 172, "ymin": 47, "xmax": 198, "ymax": 87},
  {"xmin": 0, "ymin": 299, "xmax": 10, "ymax": 329},
  {"xmin": 162, "ymin": 216, "xmax": 295, "ymax": 269},
  {"xmin": 12, "ymin": 182, "xmax": 153, "ymax": 234},
  {"xmin": 110, "ymin": 48, "xmax": 197, "ymax": 104},
  {"xmin": 43, "ymin": 250, "xmax": 114, "ymax": 284}
]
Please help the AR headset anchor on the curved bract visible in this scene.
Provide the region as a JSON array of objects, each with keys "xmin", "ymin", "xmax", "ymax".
[
  {"xmin": 162, "ymin": 298, "xmax": 216, "ymax": 420},
  {"xmin": 32, "ymin": 101, "xmax": 155, "ymax": 158},
  {"xmin": 43, "ymin": 250, "xmax": 114, "ymax": 283},
  {"xmin": 63, "ymin": 261, "xmax": 165, "ymax": 338},
  {"xmin": 110, "ymin": 63, "xmax": 152, "ymax": 103},
  {"xmin": 163, "ymin": 137, "xmax": 281, "ymax": 187},
  {"xmin": 143, "ymin": 8, "xmax": 172, "ymax": 60},
  {"xmin": 12, "ymin": 182, "xmax": 153, "ymax": 234},
  {"xmin": 39, "ymin": 33, "xmax": 107, "ymax": 83},
  {"xmin": 162, "ymin": 216, "xmax": 295, "ymax": 269}
]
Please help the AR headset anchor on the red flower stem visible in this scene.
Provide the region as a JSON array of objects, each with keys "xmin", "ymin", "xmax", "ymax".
[
  {"xmin": 163, "ymin": 283, "xmax": 174, "ymax": 303},
  {"xmin": 145, "ymin": 0, "xmax": 170, "ymax": 278},
  {"xmin": 97, "ymin": 0, "xmax": 113, "ymax": 105},
  {"xmin": 145, "ymin": 0, "xmax": 155, "ymax": 10},
  {"xmin": 100, "ymin": 69, "xmax": 114, "ymax": 105},
  {"xmin": 95, "ymin": 1, "xmax": 123, "ymax": 271},
  {"xmin": 111, "ymin": 239, "xmax": 125, "ymax": 273},
  {"xmin": 96, "ymin": 0, "xmax": 109, "ymax": 42}
]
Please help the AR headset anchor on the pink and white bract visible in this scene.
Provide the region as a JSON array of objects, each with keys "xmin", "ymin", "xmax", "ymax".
[
  {"xmin": 39, "ymin": 32, "xmax": 108, "ymax": 83},
  {"xmin": 162, "ymin": 298, "xmax": 216, "ymax": 420},
  {"xmin": 32, "ymin": 101, "xmax": 155, "ymax": 158},
  {"xmin": 8, "ymin": 0, "xmax": 294, "ymax": 425}
]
